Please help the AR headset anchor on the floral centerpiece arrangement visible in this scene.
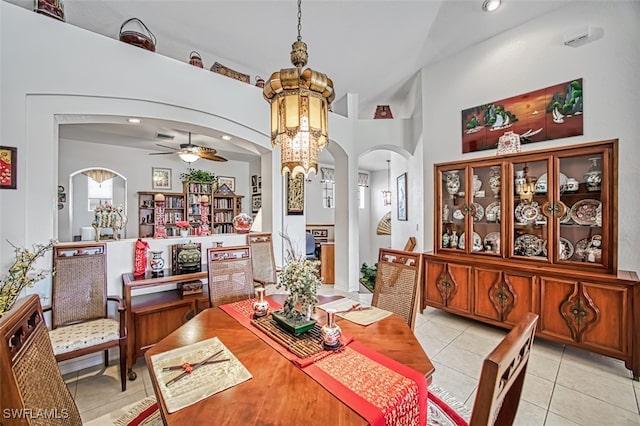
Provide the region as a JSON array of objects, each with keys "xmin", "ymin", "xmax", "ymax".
[
  {"xmin": 0, "ymin": 240, "xmax": 55, "ymax": 317},
  {"xmin": 274, "ymin": 233, "xmax": 322, "ymax": 329},
  {"xmin": 175, "ymin": 221, "xmax": 191, "ymax": 230}
]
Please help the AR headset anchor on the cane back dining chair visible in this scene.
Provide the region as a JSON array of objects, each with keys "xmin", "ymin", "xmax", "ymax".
[
  {"xmin": 247, "ymin": 233, "xmax": 278, "ymax": 288},
  {"xmin": 0, "ymin": 294, "xmax": 83, "ymax": 425},
  {"xmin": 207, "ymin": 245, "xmax": 255, "ymax": 306},
  {"xmin": 430, "ymin": 312, "xmax": 539, "ymax": 426},
  {"xmin": 371, "ymin": 248, "xmax": 422, "ymax": 330},
  {"xmin": 46, "ymin": 243, "xmax": 128, "ymax": 391}
]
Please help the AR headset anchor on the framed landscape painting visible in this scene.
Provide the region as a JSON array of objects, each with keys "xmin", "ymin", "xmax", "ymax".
[{"xmin": 397, "ymin": 172, "xmax": 407, "ymax": 221}]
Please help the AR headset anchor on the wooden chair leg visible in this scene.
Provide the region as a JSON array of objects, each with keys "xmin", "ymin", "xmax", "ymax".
[{"xmin": 119, "ymin": 340, "xmax": 127, "ymax": 392}]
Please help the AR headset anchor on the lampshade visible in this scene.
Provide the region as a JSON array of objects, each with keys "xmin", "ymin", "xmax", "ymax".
[
  {"xmin": 178, "ymin": 151, "xmax": 200, "ymax": 163},
  {"xmin": 263, "ymin": 0, "xmax": 334, "ymax": 177}
]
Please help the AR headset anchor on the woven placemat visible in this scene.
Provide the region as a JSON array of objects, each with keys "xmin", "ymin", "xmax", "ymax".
[{"xmin": 251, "ymin": 315, "xmax": 325, "ymax": 359}]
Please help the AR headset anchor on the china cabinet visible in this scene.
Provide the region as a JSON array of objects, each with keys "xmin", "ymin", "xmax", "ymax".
[
  {"xmin": 138, "ymin": 192, "xmax": 185, "ymax": 238},
  {"xmin": 424, "ymin": 139, "xmax": 640, "ymax": 378}
]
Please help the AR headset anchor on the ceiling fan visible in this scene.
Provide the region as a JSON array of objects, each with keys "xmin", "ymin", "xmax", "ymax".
[{"xmin": 149, "ymin": 132, "xmax": 228, "ymax": 163}]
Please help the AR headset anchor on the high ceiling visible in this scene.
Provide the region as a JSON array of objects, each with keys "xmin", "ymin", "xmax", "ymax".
[{"xmin": 7, "ymin": 0, "xmax": 575, "ymax": 170}]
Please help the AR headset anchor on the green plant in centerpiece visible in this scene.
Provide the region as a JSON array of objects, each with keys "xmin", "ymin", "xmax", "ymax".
[
  {"xmin": 179, "ymin": 168, "xmax": 219, "ymax": 184},
  {"xmin": 0, "ymin": 240, "xmax": 56, "ymax": 317},
  {"xmin": 359, "ymin": 262, "xmax": 377, "ymax": 292},
  {"xmin": 276, "ymin": 233, "xmax": 322, "ymax": 324}
]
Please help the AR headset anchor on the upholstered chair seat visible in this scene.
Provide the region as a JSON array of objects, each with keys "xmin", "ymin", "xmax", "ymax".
[{"xmin": 49, "ymin": 318, "xmax": 120, "ymax": 356}]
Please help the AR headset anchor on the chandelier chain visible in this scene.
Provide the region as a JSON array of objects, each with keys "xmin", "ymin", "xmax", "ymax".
[{"xmin": 297, "ymin": 0, "xmax": 302, "ymax": 41}]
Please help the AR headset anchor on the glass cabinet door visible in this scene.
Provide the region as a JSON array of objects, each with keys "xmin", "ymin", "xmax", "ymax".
[
  {"xmin": 439, "ymin": 168, "xmax": 466, "ymax": 252},
  {"xmin": 556, "ymin": 151, "xmax": 605, "ymax": 267},
  {"xmin": 509, "ymin": 158, "xmax": 551, "ymax": 262},
  {"xmin": 469, "ymin": 164, "xmax": 503, "ymax": 256}
]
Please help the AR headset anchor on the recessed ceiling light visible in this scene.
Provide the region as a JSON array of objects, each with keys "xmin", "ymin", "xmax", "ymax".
[
  {"xmin": 221, "ymin": 135, "xmax": 232, "ymax": 141},
  {"xmin": 127, "ymin": 118, "xmax": 141, "ymax": 124},
  {"xmin": 482, "ymin": 0, "xmax": 501, "ymax": 12}
]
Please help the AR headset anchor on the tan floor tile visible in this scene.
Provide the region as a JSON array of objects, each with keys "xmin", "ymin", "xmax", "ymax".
[
  {"xmin": 449, "ymin": 329, "xmax": 502, "ymax": 357},
  {"xmin": 521, "ymin": 373, "xmax": 554, "ymax": 409},
  {"xmin": 74, "ymin": 364, "xmax": 145, "ymax": 413},
  {"xmin": 527, "ymin": 351, "xmax": 561, "ymax": 382},
  {"xmin": 513, "ymin": 399, "xmax": 546, "ymax": 426},
  {"xmin": 433, "ymin": 344, "xmax": 484, "ymax": 380},
  {"xmin": 549, "ymin": 384, "xmax": 640, "ymax": 426},
  {"xmin": 430, "ymin": 361, "xmax": 477, "ymax": 404},
  {"xmin": 423, "ymin": 309, "xmax": 476, "ymax": 331},
  {"xmin": 544, "ymin": 412, "xmax": 581, "ymax": 426},
  {"xmin": 561, "ymin": 346, "xmax": 633, "ymax": 383},
  {"xmin": 463, "ymin": 321, "xmax": 509, "ymax": 341},
  {"xmin": 414, "ymin": 320, "xmax": 464, "ymax": 344},
  {"xmin": 416, "ymin": 333, "xmax": 449, "ymax": 358},
  {"xmin": 530, "ymin": 338, "xmax": 565, "ymax": 362},
  {"xmin": 79, "ymin": 389, "xmax": 147, "ymax": 423},
  {"xmin": 556, "ymin": 362, "xmax": 638, "ymax": 414}
]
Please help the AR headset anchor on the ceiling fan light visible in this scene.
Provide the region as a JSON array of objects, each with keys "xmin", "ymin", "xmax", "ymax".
[
  {"xmin": 178, "ymin": 152, "xmax": 200, "ymax": 163},
  {"xmin": 482, "ymin": 0, "xmax": 501, "ymax": 12}
]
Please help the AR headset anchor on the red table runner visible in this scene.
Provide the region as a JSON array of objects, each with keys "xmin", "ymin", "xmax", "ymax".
[{"xmin": 220, "ymin": 298, "xmax": 427, "ymax": 426}]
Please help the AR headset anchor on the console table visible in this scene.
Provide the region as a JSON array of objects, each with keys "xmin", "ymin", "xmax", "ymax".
[{"xmin": 122, "ymin": 268, "xmax": 209, "ymax": 380}]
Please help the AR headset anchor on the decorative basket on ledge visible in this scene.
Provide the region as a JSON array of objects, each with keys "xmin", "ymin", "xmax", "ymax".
[{"xmin": 119, "ymin": 18, "xmax": 156, "ymax": 52}]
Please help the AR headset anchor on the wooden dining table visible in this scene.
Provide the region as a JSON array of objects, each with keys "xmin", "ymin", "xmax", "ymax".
[{"xmin": 145, "ymin": 294, "xmax": 435, "ymax": 425}]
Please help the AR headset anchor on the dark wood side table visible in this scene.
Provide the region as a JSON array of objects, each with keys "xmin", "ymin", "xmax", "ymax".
[{"xmin": 122, "ymin": 268, "xmax": 209, "ymax": 380}]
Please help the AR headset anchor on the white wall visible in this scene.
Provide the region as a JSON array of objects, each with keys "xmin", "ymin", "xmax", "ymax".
[
  {"xmin": 58, "ymin": 139, "xmax": 251, "ymax": 241},
  {"xmin": 421, "ymin": 2, "xmax": 640, "ymax": 274}
]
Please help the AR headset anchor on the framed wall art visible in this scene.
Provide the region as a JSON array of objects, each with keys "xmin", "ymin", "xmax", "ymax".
[
  {"xmin": 397, "ymin": 172, "xmax": 407, "ymax": 221},
  {"xmin": 461, "ymin": 78, "xmax": 583, "ymax": 153},
  {"xmin": 218, "ymin": 176, "xmax": 235, "ymax": 192},
  {"xmin": 286, "ymin": 172, "xmax": 304, "ymax": 215},
  {"xmin": 152, "ymin": 167, "xmax": 171, "ymax": 190},
  {"xmin": 252, "ymin": 194, "xmax": 262, "ymax": 212},
  {"xmin": 0, "ymin": 146, "xmax": 17, "ymax": 190}
]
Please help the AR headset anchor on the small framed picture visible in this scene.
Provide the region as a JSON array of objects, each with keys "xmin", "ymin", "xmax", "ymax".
[
  {"xmin": 253, "ymin": 186, "xmax": 258, "ymax": 193},
  {"xmin": 397, "ymin": 172, "xmax": 408, "ymax": 221},
  {"xmin": 152, "ymin": 167, "xmax": 172, "ymax": 190},
  {"xmin": 251, "ymin": 175, "xmax": 258, "ymax": 186},
  {"xmin": 252, "ymin": 194, "xmax": 262, "ymax": 212},
  {"xmin": 218, "ymin": 176, "xmax": 235, "ymax": 192},
  {"xmin": 0, "ymin": 146, "xmax": 17, "ymax": 190}
]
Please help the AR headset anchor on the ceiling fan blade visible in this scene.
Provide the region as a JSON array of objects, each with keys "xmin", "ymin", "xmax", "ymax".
[
  {"xmin": 156, "ymin": 143, "xmax": 179, "ymax": 151},
  {"xmin": 198, "ymin": 151, "xmax": 228, "ymax": 162},
  {"xmin": 148, "ymin": 152, "xmax": 175, "ymax": 155}
]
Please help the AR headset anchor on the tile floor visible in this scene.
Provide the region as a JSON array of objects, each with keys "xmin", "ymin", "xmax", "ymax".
[{"xmin": 68, "ymin": 285, "xmax": 640, "ymax": 425}]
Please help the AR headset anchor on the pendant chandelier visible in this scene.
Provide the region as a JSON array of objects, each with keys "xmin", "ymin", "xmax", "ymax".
[
  {"xmin": 263, "ymin": 0, "xmax": 335, "ymax": 177},
  {"xmin": 382, "ymin": 160, "xmax": 392, "ymax": 206}
]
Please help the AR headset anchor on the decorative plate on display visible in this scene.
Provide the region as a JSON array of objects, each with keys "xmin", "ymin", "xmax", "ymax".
[
  {"xmin": 570, "ymin": 199, "xmax": 602, "ymax": 226},
  {"xmin": 542, "ymin": 238, "xmax": 574, "ymax": 260},
  {"xmin": 535, "ymin": 173, "xmax": 568, "ymax": 194},
  {"xmin": 459, "ymin": 232, "xmax": 483, "ymax": 252},
  {"xmin": 484, "ymin": 232, "xmax": 501, "ymax": 253},
  {"xmin": 472, "ymin": 203, "xmax": 484, "ymax": 222},
  {"xmin": 514, "ymin": 234, "xmax": 544, "ymax": 257},
  {"xmin": 575, "ymin": 235, "xmax": 602, "ymax": 261},
  {"xmin": 514, "ymin": 201, "xmax": 545, "ymax": 225},
  {"xmin": 485, "ymin": 201, "xmax": 501, "ymax": 222},
  {"xmin": 559, "ymin": 204, "xmax": 572, "ymax": 224},
  {"xmin": 453, "ymin": 209, "xmax": 464, "ymax": 220}
]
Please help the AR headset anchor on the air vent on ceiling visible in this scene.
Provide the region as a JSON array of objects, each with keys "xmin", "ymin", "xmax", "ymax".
[{"xmin": 155, "ymin": 132, "xmax": 175, "ymax": 140}]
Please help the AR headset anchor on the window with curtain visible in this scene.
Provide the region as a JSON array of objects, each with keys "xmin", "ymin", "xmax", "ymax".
[
  {"xmin": 321, "ymin": 167, "xmax": 335, "ymax": 209},
  {"xmin": 87, "ymin": 178, "xmax": 113, "ymax": 211},
  {"xmin": 358, "ymin": 172, "xmax": 369, "ymax": 209}
]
